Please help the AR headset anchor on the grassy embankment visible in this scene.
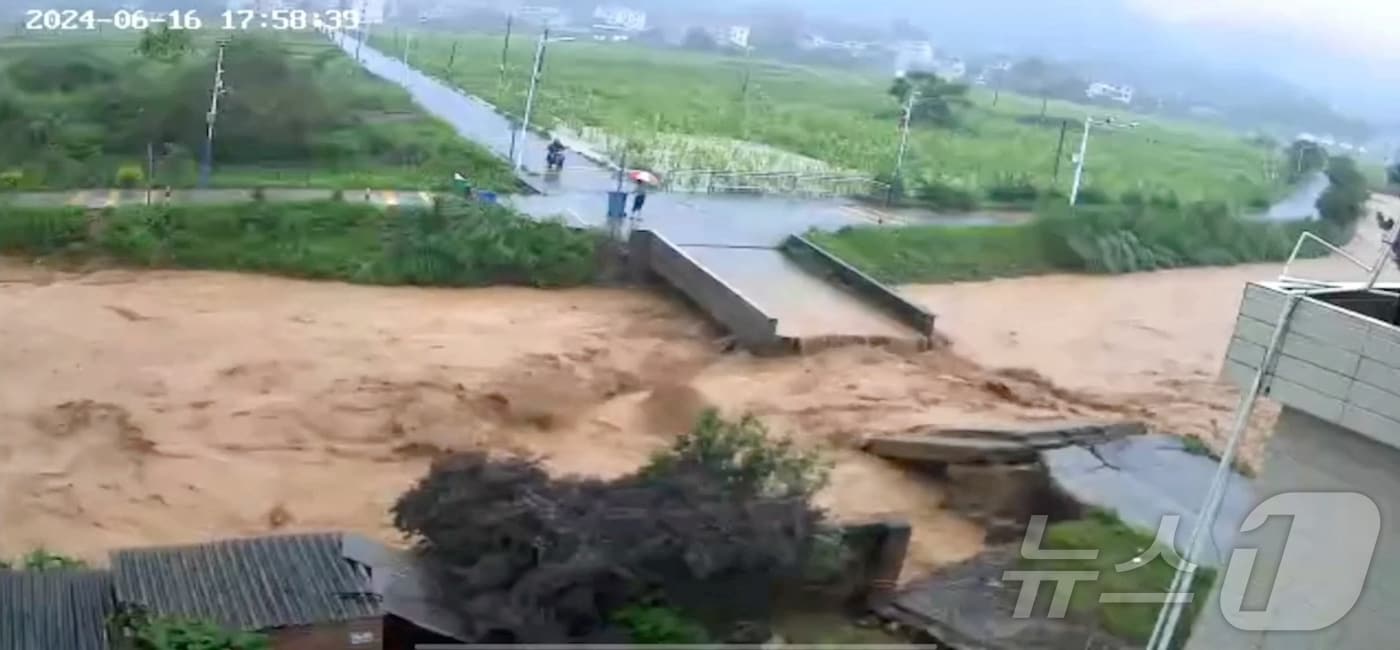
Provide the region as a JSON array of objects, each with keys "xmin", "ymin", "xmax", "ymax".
[
  {"xmin": 813, "ymin": 152, "xmax": 1373, "ymax": 283},
  {"xmin": 0, "ymin": 31, "xmax": 515, "ymax": 192},
  {"xmin": 1022, "ymin": 510, "xmax": 1216, "ymax": 648},
  {"xmin": 0, "ymin": 199, "xmax": 597, "ymax": 287},
  {"xmin": 381, "ymin": 31, "xmax": 1284, "ymax": 209}
]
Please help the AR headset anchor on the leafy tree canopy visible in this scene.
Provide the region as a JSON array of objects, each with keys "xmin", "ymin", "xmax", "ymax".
[
  {"xmin": 889, "ymin": 71, "xmax": 970, "ymax": 127},
  {"xmin": 391, "ymin": 410, "xmax": 834, "ymax": 643}
]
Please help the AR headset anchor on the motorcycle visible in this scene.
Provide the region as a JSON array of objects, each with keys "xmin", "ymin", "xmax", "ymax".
[{"xmin": 546, "ymin": 150, "xmax": 565, "ymax": 172}]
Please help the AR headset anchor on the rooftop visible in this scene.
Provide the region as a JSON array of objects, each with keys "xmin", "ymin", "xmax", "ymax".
[
  {"xmin": 111, "ymin": 532, "xmax": 381, "ymax": 632},
  {"xmin": 0, "ymin": 569, "xmax": 115, "ymax": 650}
]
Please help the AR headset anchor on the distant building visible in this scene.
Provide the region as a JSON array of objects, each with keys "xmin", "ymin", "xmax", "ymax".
[
  {"xmin": 1086, "ymin": 82, "xmax": 1134, "ymax": 105},
  {"xmin": 798, "ymin": 34, "xmax": 873, "ymax": 56},
  {"xmin": 592, "ymin": 4, "xmax": 646, "ymax": 32},
  {"xmin": 892, "ymin": 40, "xmax": 934, "ymax": 76},
  {"xmin": 724, "ymin": 24, "xmax": 750, "ymax": 49},
  {"xmin": 517, "ymin": 5, "xmax": 569, "ymax": 28}
]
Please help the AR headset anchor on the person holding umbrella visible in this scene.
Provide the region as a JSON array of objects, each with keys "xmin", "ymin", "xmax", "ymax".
[{"xmin": 628, "ymin": 169, "xmax": 659, "ymax": 217}]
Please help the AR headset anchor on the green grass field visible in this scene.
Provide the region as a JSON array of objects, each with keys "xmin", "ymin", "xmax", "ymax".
[
  {"xmin": 0, "ymin": 30, "xmax": 515, "ymax": 192},
  {"xmin": 380, "ymin": 30, "xmax": 1285, "ymax": 208}
]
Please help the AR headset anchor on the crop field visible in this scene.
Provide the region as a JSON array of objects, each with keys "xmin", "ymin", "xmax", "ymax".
[
  {"xmin": 0, "ymin": 29, "xmax": 514, "ymax": 192},
  {"xmin": 378, "ymin": 30, "xmax": 1284, "ymax": 207}
]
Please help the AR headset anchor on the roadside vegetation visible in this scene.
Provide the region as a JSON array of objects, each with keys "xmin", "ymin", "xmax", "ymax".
[
  {"xmin": 812, "ymin": 199, "xmax": 1339, "ymax": 283},
  {"xmin": 0, "ymin": 199, "xmax": 598, "ymax": 287},
  {"xmin": 385, "ymin": 31, "xmax": 1284, "ymax": 208},
  {"xmin": 1020, "ymin": 510, "xmax": 1215, "ymax": 648},
  {"xmin": 392, "ymin": 409, "xmax": 844, "ymax": 643},
  {"xmin": 812, "ymin": 150, "xmax": 1376, "ymax": 285},
  {"xmin": 0, "ymin": 31, "xmax": 514, "ymax": 192}
]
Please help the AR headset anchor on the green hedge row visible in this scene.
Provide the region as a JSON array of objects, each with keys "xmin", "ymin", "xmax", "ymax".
[
  {"xmin": 0, "ymin": 199, "xmax": 598, "ymax": 288},
  {"xmin": 809, "ymin": 201, "xmax": 1341, "ymax": 283}
]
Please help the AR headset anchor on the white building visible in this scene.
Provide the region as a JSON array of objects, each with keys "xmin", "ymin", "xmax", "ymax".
[
  {"xmin": 1086, "ymin": 82, "xmax": 1134, "ymax": 105},
  {"xmin": 592, "ymin": 4, "xmax": 646, "ymax": 32},
  {"xmin": 517, "ymin": 5, "xmax": 569, "ymax": 28},
  {"xmin": 892, "ymin": 40, "xmax": 934, "ymax": 76},
  {"xmin": 724, "ymin": 24, "xmax": 750, "ymax": 49}
]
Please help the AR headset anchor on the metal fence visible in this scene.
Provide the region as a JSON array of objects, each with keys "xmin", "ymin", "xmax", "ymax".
[{"xmin": 659, "ymin": 169, "xmax": 889, "ymax": 199}]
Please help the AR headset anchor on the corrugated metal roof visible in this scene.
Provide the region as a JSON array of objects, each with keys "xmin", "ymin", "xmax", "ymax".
[
  {"xmin": 111, "ymin": 532, "xmax": 381, "ymax": 631},
  {"xmin": 0, "ymin": 569, "xmax": 115, "ymax": 650}
]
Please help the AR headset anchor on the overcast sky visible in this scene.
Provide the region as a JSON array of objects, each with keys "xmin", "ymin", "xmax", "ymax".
[{"xmin": 1129, "ymin": 0, "xmax": 1400, "ymax": 63}]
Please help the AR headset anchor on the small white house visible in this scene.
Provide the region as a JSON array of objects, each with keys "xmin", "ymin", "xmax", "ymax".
[
  {"xmin": 592, "ymin": 4, "xmax": 647, "ymax": 32},
  {"xmin": 725, "ymin": 25, "xmax": 750, "ymax": 49},
  {"xmin": 1086, "ymin": 82, "xmax": 1134, "ymax": 105}
]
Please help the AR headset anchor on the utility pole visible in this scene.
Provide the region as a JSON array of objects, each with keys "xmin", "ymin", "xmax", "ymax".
[
  {"xmin": 1051, "ymin": 119, "xmax": 1068, "ymax": 182},
  {"xmin": 499, "ymin": 13, "xmax": 513, "ymax": 87},
  {"xmin": 739, "ymin": 45, "xmax": 753, "ymax": 130},
  {"xmin": 1068, "ymin": 114, "xmax": 1092, "ymax": 206},
  {"xmin": 145, "ymin": 142, "xmax": 154, "ymax": 206},
  {"xmin": 888, "ymin": 89, "xmax": 918, "ymax": 205},
  {"xmin": 514, "ymin": 28, "xmax": 549, "ymax": 171},
  {"xmin": 445, "ymin": 40, "xmax": 458, "ymax": 73},
  {"xmin": 402, "ymin": 29, "xmax": 411, "ymax": 64},
  {"xmin": 198, "ymin": 39, "xmax": 228, "ymax": 189},
  {"xmin": 354, "ymin": 0, "xmax": 368, "ymax": 62}
]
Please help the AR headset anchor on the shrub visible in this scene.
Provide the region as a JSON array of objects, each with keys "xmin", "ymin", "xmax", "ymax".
[
  {"xmin": 611, "ymin": 605, "xmax": 709, "ymax": 644},
  {"xmin": 1149, "ymin": 191, "xmax": 1181, "ymax": 209},
  {"xmin": 987, "ymin": 174, "xmax": 1040, "ymax": 203},
  {"xmin": 1120, "ymin": 190, "xmax": 1145, "ymax": 206},
  {"xmin": 0, "ymin": 169, "xmax": 23, "ymax": 190},
  {"xmin": 1074, "ymin": 187, "xmax": 1111, "ymax": 205},
  {"xmin": 916, "ymin": 179, "xmax": 980, "ymax": 211},
  {"xmin": 1316, "ymin": 155, "xmax": 1369, "ymax": 227},
  {"xmin": 18, "ymin": 548, "xmax": 86, "ymax": 571},
  {"xmin": 115, "ymin": 164, "xmax": 145, "ymax": 189},
  {"xmin": 641, "ymin": 409, "xmax": 830, "ymax": 499},
  {"xmin": 109, "ymin": 605, "xmax": 269, "ymax": 650},
  {"xmin": 391, "ymin": 412, "xmax": 832, "ymax": 643},
  {"xmin": 0, "ymin": 201, "xmax": 597, "ymax": 288}
]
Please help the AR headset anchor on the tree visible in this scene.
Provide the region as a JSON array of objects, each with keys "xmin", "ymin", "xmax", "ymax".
[
  {"xmin": 889, "ymin": 72, "xmax": 970, "ymax": 127},
  {"xmin": 681, "ymin": 27, "xmax": 716, "ymax": 51},
  {"xmin": 1283, "ymin": 139, "xmax": 1328, "ymax": 183},
  {"xmin": 1386, "ymin": 160, "xmax": 1400, "ymax": 186},
  {"xmin": 135, "ymin": 24, "xmax": 193, "ymax": 63},
  {"xmin": 391, "ymin": 411, "xmax": 833, "ymax": 643},
  {"xmin": 1316, "ymin": 155, "xmax": 1369, "ymax": 226}
]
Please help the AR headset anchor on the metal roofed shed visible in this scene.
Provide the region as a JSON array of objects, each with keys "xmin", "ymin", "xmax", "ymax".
[
  {"xmin": 112, "ymin": 532, "xmax": 384, "ymax": 650},
  {"xmin": 0, "ymin": 569, "xmax": 115, "ymax": 650}
]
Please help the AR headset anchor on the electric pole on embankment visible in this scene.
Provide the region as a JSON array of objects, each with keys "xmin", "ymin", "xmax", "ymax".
[{"xmin": 198, "ymin": 39, "xmax": 228, "ymax": 189}]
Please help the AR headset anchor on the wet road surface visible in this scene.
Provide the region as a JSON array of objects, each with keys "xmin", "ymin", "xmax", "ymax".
[{"xmin": 333, "ymin": 31, "xmax": 931, "ymax": 341}]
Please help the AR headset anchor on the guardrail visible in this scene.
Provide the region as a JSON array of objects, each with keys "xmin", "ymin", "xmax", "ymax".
[{"xmin": 660, "ymin": 169, "xmax": 889, "ymax": 199}]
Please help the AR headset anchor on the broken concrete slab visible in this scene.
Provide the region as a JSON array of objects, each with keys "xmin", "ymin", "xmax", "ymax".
[
  {"xmin": 862, "ymin": 421, "xmax": 1146, "ymax": 466},
  {"xmin": 1043, "ymin": 433, "xmax": 1254, "ymax": 566},
  {"xmin": 863, "ymin": 434, "xmax": 1042, "ymax": 465},
  {"xmin": 881, "ymin": 546, "xmax": 1135, "ymax": 650}
]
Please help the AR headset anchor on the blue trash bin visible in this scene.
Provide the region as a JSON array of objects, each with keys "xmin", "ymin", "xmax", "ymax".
[
  {"xmin": 477, "ymin": 191, "xmax": 498, "ymax": 205},
  {"xmin": 607, "ymin": 191, "xmax": 628, "ymax": 219}
]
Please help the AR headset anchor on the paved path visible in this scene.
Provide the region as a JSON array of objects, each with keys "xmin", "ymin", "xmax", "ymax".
[{"xmin": 331, "ymin": 32, "xmax": 970, "ymax": 342}]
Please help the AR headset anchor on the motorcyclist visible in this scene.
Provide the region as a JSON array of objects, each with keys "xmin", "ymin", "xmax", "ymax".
[{"xmin": 546, "ymin": 139, "xmax": 566, "ymax": 170}]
